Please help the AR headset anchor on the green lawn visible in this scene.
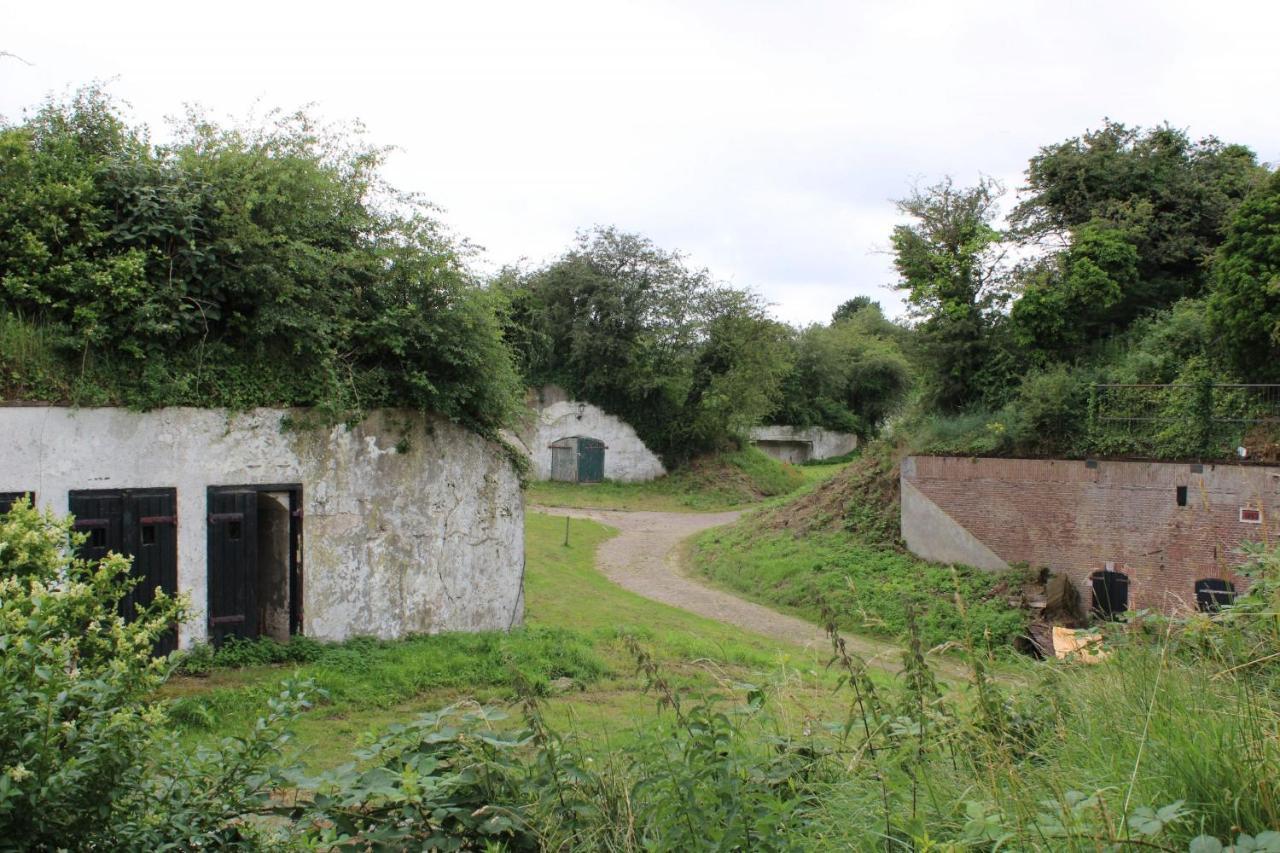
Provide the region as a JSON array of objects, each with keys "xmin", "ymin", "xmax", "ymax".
[{"xmin": 167, "ymin": 512, "xmax": 846, "ymax": 769}]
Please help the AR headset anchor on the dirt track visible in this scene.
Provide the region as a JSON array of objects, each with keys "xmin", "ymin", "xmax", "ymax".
[{"xmin": 532, "ymin": 506, "xmax": 968, "ymax": 679}]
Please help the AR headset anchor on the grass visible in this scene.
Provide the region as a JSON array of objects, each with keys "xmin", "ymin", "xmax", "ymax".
[
  {"xmin": 692, "ymin": 524, "xmax": 1030, "ymax": 651},
  {"xmin": 166, "ymin": 511, "xmax": 846, "ymax": 768},
  {"xmin": 526, "ymin": 446, "xmax": 809, "ymax": 512}
]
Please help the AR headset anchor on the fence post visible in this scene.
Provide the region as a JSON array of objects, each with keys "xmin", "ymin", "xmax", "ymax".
[{"xmin": 1194, "ymin": 376, "xmax": 1215, "ymax": 458}]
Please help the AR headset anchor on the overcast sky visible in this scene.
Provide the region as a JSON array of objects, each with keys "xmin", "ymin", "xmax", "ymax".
[{"xmin": 5, "ymin": 0, "xmax": 1279, "ymax": 325}]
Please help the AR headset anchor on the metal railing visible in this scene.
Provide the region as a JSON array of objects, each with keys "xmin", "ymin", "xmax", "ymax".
[{"xmin": 1094, "ymin": 383, "xmax": 1280, "ymax": 427}]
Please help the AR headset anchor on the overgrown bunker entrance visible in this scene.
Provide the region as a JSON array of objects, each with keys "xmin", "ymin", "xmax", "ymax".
[{"xmin": 207, "ymin": 485, "xmax": 303, "ymax": 645}]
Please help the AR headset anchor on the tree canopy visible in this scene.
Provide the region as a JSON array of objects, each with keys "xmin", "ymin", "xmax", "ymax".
[
  {"xmin": 499, "ymin": 227, "xmax": 791, "ymax": 463},
  {"xmin": 890, "ymin": 120, "xmax": 1277, "ymax": 461}
]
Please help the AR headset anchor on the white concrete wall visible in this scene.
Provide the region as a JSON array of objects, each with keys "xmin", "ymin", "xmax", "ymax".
[
  {"xmin": 515, "ymin": 386, "xmax": 666, "ymax": 482},
  {"xmin": 749, "ymin": 425, "xmax": 858, "ymax": 462},
  {"xmin": 0, "ymin": 406, "xmax": 524, "ymax": 646}
]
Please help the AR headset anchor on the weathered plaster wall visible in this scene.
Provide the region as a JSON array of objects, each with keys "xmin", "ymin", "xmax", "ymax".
[
  {"xmin": 0, "ymin": 406, "xmax": 524, "ymax": 645},
  {"xmin": 901, "ymin": 456, "xmax": 1280, "ymax": 612},
  {"xmin": 514, "ymin": 386, "xmax": 666, "ymax": 482},
  {"xmin": 750, "ymin": 425, "xmax": 858, "ymax": 463}
]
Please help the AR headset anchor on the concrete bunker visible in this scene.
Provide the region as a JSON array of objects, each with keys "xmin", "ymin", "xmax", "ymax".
[
  {"xmin": 515, "ymin": 386, "xmax": 665, "ymax": 483},
  {"xmin": 0, "ymin": 406, "xmax": 525, "ymax": 647},
  {"xmin": 753, "ymin": 439, "xmax": 812, "ymax": 465},
  {"xmin": 748, "ymin": 425, "xmax": 858, "ymax": 464}
]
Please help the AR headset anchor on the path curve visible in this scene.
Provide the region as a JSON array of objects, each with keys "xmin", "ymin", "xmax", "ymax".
[{"xmin": 532, "ymin": 505, "xmax": 967, "ymax": 680}]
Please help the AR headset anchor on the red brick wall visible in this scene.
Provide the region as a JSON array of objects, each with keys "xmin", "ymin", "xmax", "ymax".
[{"xmin": 904, "ymin": 456, "xmax": 1280, "ymax": 612}]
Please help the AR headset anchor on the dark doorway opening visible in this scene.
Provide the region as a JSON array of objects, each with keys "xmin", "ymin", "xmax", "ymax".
[
  {"xmin": 1195, "ymin": 578, "xmax": 1236, "ymax": 612},
  {"xmin": 207, "ymin": 485, "xmax": 302, "ymax": 646},
  {"xmin": 1090, "ymin": 570, "xmax": 1129, "ymax": 620},
  {"xmin": 0, "ymin": 491, "xmax": 35, "ymax": 515},
  {"xmin": 69, "ymin": 488, "xmax": 178, "ymax": 655}
]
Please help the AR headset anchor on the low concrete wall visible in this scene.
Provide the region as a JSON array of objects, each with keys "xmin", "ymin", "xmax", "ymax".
[
  {"xmin": 902, "ymin": 456, "xmax": 1280, "ymax": 612},
  {"xmin": 0, "ymin": 406, "xmax": 524, "ymax": 645},
  {"xmin": 514, "ymin": 386, "xmax": 666, "ymax": 482},
  {"xmin": 750, "ymin": 425, "xmax": 858, "ymax": 463}
]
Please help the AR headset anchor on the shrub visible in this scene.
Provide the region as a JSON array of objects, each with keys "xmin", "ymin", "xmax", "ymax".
[
  {"xmin": 0, "ymin": 88, "xmax": 522, "ymax": 436},
  {"xmin": 0, "ymin": 499, "xmax": 184, "ymax": 844},
  {"xmin": 0, "ymin": 499, "xmax": 309, "ymax": 849}
]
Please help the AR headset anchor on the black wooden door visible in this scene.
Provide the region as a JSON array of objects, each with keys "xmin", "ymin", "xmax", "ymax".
[
  {"xmin": 0, "ymin": 491, "xmax": 34, "ymax": 515},
  {"xmin": 69, "ymin": 489, "xmax": 178, "ymax": 654},
  {"xmin": 69, "ymin": 490, "xmax": 126, "ymax": 563},
  {"xmin": 130, "ymin": 491, "xmax": 178, "ymax": 654},
  {"xmin": 1195, "ymin": 578, "xmax": 1236, "ymax": 612},
  {"xmin": 207, "ymin": 489, "xmax": 259, "ymax": 645}
]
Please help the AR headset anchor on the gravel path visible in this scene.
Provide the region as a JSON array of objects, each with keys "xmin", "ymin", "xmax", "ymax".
[{"xmin": 532, "ymin": 505, "xmax": 968, "ymax": 680}]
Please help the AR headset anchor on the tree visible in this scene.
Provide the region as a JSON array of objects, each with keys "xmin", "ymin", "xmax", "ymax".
[
  {"xmin": 1010, "ymin": 220, "xmax": 1140, "ymax": 361},
  {"xmin": 771, "ymin": 309, "xmax": 912, "ymax": 438},
  {"xmin": 831, "ymin": 295, "xmax": 878, "ymax": 324},
  {"xmin": 1206, "ymin": 170, "xmax": 1280, "ymax": 380},
  {"xmin": 1011, "ymin": 120, "xmax": 1262, "ymax": 319},
  {"xmin": 498, "ymin": 226, "xmax": 784, "ymax": 463},
  {"xmin": 891, "ymin": 176, "xmax": 1010, "ymax": 412}
]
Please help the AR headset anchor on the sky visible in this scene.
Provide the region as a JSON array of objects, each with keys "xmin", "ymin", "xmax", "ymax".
[{"xmin": 4, "ymin": 0, "xmax": 1279, "ymax": 325}]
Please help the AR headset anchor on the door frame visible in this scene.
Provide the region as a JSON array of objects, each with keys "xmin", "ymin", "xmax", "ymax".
[{"xmin": 206, "ymin": 483, "xmax": 304, "ymax": 639}]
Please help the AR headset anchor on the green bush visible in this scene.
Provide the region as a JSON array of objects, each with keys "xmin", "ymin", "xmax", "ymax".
[
  {"xmin": 0, "ymin": 499, "xmax": 311, "ymax": 849},
  {"xmin": 0, "ymin": 88, "xmax": 522, "ymax": 435}
]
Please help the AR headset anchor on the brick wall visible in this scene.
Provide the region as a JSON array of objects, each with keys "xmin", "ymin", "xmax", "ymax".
[{"xmin": 903, "ymin": 456, "xmax": 1280, "ymax": 612}]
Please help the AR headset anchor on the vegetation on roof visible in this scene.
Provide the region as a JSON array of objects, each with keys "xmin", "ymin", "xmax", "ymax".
[{"xmin": 0, "ymin": 88, "xmax": 521, "ymax": 435}]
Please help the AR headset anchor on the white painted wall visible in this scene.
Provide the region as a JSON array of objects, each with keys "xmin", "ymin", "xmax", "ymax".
[
  {"xmin": 0, "ymin": 406, "xmax": 524, "ymax": 646},
  {"xmin": 749, "ymin": 425, "xmax": 858, "ymax": 462},
  {"xmin": 514, "ymin": 386, "xmax": 666, "ymax": 482}
]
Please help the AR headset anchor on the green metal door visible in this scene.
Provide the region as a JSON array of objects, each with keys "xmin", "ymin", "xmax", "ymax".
[{"xmin": 577, "ymin": 438, "xmax": 605, "ymax": 483}]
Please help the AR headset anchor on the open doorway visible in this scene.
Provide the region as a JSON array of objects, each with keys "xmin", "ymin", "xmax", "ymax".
[
  {"xmin": 207, "ymin": 485, "xmax": 302, "ymax": 645},
  {"xmin": 1089, "ymin": 569, "xmax": 1130, "ymax": 620}
]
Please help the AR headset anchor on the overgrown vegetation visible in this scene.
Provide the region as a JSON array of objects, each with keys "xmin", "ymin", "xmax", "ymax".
[
  {"xmin": 691, "ymin": 443, "xmax": 1027, "ymax": 650},
  {"xmin": 7, "ymin": 499, "xmax": 1279, "ymax": 849},
  {"xmin": 498, "ymin": 227, "xmax": 795, "ymax": 464},
  {"xmin": 887, "ymin": 121, "xmax": 1279, "ymax": 461},
  {"xmin": 0, "ymin": 88, "xmax": 522, "ymax": 434}
]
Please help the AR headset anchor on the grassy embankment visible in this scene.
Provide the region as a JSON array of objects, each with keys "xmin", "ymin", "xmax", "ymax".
[
  {"xmin": 526, "ymin": 446, "xmax": 832, "ymax": 512},
  {"xmin": 690, "ymin": 444, "xmax": 1032, "ymax": 651},
  {"xmin": 166, "ymin": 512, "xmax": 847, "ymax": 769}
]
